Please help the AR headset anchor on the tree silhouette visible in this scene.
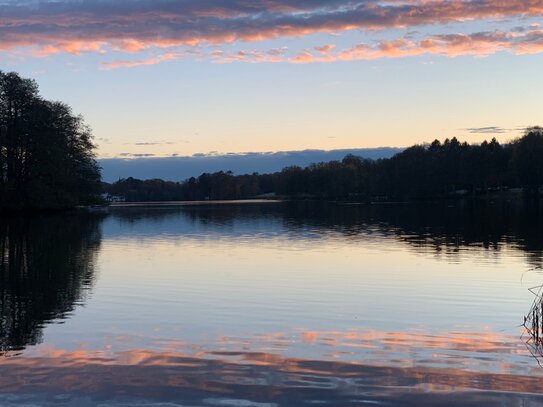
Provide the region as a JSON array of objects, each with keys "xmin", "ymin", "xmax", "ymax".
[
  {"xmin": 0, "ymin": 71, "xmax": 101, "ymax": 210},
  {"xmin": 512, "ymin": 127, "xmax": 543, "ymax": 195},
  {"xmin": 103, "ymin": 130, "xmax": 542, "ymax": 203}
]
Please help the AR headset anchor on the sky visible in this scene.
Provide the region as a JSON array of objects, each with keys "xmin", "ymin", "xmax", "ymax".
[{"xmin": 1, "ymin": 0, "xmax": 542, "ymax": 161}]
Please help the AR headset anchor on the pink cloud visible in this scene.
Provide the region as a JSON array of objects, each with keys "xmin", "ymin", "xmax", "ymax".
[
  {"xmin": 100, "ymin": 50, "xmax": 208, "ymax": 70},
  {"xmin": 222, "ymin": 28, "xmax": 543, "ymax": 63},
  {"xmin": 315, "ymin": 44, "xmax": 336, "ymax": 54},
  {"xmin": 1, "ymin": 0, "xmax": 543, "ymax": 56},
  {"xmin": 100, "ymin": 27, "xmax": 543, "ymax": 68},
  {"xmin": 101, "ymin": 53, "xmax": 181, "ymax": 70}
]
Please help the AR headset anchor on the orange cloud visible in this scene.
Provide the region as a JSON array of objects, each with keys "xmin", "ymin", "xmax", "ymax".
[
  {"xmin": 100, "ymin": 49, "xmax": 209, "ymax": 69},
  {"xmin": 210, "ymin": 28, "xmax": 543, "ymax": 64},
  {"xmin": 100, "ymin": 26, "xmax": 543, "ymax": 69},
  {"xmin": 1, "ymin": 0, "xmax": 543, "ymax": 57},
  {"xmin": 101, "ymin": 53, "xmax": 185, "ymax": 70}
]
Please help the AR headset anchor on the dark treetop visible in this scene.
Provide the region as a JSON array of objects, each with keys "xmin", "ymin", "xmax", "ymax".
[
  {"xmin": 103, "ymin": 128, "xmax": 543, "ymax": 202},
  {"xmin": 0, "ymin": 72, "xmax": 101, "ymax": 210}
]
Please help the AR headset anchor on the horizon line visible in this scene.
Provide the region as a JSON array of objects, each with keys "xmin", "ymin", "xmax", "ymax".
[{"xmin": 98, "ymin": 146, "xmax": 406, "ymax": 160}]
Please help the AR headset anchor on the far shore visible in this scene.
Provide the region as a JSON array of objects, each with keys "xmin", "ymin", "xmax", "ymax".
[
  {"xmin": 87, "ymin": 191, "xmax": 542, "ymax": 211},
  {"xmin": 107, "ymin": 199, "xmax": 284, "ymax": 207}
]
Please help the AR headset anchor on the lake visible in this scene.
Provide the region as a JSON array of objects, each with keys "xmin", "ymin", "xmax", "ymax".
[{"xmin": 1, "ymin": 200, "xmax": 543, "ymax": 406}]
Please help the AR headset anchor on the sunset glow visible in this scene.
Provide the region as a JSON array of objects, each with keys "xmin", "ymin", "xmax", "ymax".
[{"xmin": 1, "ymin": 0, "xmax": 541, "ymax": 159}]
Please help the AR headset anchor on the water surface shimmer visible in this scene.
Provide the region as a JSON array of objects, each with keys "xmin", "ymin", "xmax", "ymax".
[{"xmin": 1, "ymin": 201, "xmax": 543, "ymax": 406}]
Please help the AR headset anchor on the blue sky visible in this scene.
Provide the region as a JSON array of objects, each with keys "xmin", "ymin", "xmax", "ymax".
[{"xmin": 1, "ymin": 0, "xmax": 542, "ymax": 160}]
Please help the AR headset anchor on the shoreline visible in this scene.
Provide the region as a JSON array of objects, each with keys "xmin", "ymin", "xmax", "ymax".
[{"xmin": 2, "ymin": 192, "xmax": 541, "ymax": 216}]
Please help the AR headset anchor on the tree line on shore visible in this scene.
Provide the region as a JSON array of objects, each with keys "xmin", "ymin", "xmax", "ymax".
[
  {"xmin": 1, "ymin": 71, "xmax": 541, "ymax": 209},
  {"xmin": 0, "ymin": 71, "xmax": 101, "ymax": 211},
  {"xmin": 103, "ymin": 127, "xmax": 543, "ymax": 202}
]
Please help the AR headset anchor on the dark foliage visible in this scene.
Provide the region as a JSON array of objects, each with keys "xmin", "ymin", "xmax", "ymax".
[
  {"xmin": 0, "ymin": 71, "xmax": 101, "ymax": 210},
  {"xmin": 104, "ymin": 128, "xmax": 543, "ymax": 202}
]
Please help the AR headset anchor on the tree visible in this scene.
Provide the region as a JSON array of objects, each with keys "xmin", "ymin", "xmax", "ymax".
[
  {"xmin": 0, "ymin": 71, "xmax": 101, "ymax": 210},
  {"xmin": 511, "ymin": 127, "xmax": 543, "ymax": 194},
  {"xmin": 102, "ymin": 130, "xmax": 543, "ymax": 203}
]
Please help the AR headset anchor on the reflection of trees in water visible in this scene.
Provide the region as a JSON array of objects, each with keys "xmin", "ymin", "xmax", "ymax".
[
  {"xmin": 113, "ymin": 200, "xmax": 543, "ymax": 266},
  {"xmin": 283, "ymin": 200, "xmax": 543, "ymax": 258},
  {"xmin": 0, "ymin": 214, "xmax": 102, "ymax": 355},
  {"xmin": 1, "ymin": 203, "xmax": 541, "ymax": 359},
  {"xmin": 110, "ymin": 203, "xmax": 277, "ymax": 226}
]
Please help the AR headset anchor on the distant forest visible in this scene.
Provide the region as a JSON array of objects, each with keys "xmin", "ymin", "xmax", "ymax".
[
  {"xmin": 103, "ymin": 127, "xmax": 543, "ymax": 202},
  {"xmin": 0, "ymin": 72, "xmax": 101, "ymax": 210}
]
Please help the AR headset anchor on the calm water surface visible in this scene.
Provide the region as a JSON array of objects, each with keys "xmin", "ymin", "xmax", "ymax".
[{"xmin": 1, "ymin": 201, "xmax": 543, "ymax": 406}]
